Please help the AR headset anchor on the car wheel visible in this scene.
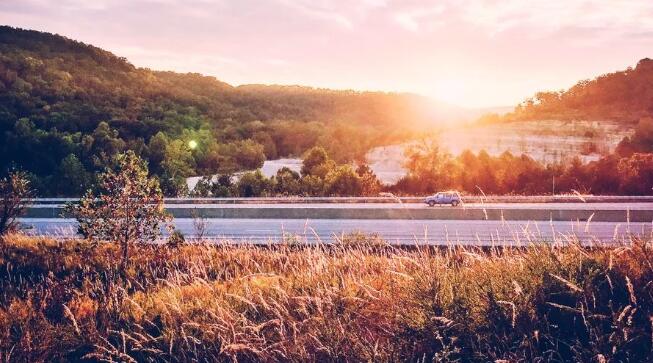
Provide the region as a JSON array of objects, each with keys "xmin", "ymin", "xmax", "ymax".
[
  {"xmin": 428, "ymin": 201, "xmax": 435, "ymax": 207},
  {"xmin": 451, "ymin": 201, "xmax": 459, "ymax": 207}
]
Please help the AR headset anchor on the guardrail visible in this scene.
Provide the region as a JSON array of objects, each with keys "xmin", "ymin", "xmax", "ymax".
[{"xmin": 26, "ymin": 195, "xmax": 653, "ymax": 205}]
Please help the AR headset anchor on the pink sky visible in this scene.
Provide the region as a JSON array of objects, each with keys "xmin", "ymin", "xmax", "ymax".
[{"xmin": 2, "ymin": 0, "xmax": 652, "ymax": 108}]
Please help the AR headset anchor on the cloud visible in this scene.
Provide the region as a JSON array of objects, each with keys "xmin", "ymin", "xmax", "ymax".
[
  {"xmin": 456, "ymin": 0, "xmax": 653, "ymax": 38},
  {"xmin": 276, "ymin": 0, "xmax": 354, "ymax": 29},
  {"xmin": 393, "ymin": 5, "xmax": 445, "ymax": 32}
]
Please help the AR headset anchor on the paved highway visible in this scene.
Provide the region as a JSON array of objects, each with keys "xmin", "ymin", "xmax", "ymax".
[
  {"xmin": 19, "ymin": 218, "xmax": 652, "ymax": 245},
  {"xmin": 25, "ymin": 202, "xmax": 653, "ymax": 210}
]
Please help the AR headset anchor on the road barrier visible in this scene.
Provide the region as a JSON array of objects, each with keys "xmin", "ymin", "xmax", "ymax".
[{"xmin": 23, "ymin": 204, "xmax": 653, "ymax": 222}]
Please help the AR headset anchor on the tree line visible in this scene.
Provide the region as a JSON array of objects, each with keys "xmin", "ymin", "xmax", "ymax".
[
  {"xmin": 487, "ymin": 58, "xmax": 653, "ymax": 124},
  {"xmin": 0, "ymin": 26, "xmax": 426, "ymax": 196},
  {"xmin": 190, "ymin": 147, "xmax": 381, "ymax": 197},
  {"xmin": 194, "ymin": 120, "xmax": 653, "ymax": 197}
]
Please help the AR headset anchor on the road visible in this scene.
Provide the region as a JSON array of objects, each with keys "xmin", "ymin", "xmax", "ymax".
[
  {"xmin": 24, "ymin": 202, "xmax": 653, "ymax": 222},
  {"xmin": 26, "ymin": 202, "xmax": 653, "ymax": 210},
  {"xmin": 19, "ymin": 218, "xmax": 653, "ymax": 245}
]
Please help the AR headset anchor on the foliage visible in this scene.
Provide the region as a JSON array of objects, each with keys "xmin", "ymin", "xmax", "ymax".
[
  {"xmin": 0, "ymin": 171, "xmax": 32, "ymax": 237},
  {"xmin": 274, "ymin": 167, "xmax": 301, "ymax": 196},
  {"xmin": 66, "ymin": 151, "xmax": 170, "ymax": 268},
  {"xmin": 395, "ymin": 141, "xmax": 653, "ymax": 196},
  {"xmin": 616, "ymin": 117, "xmax": 653, "ymax": 156},
  {"xmin": 356, "ymin": 164, "xmax": 382, "ymax": 196},
  {"xmin": 0, "ymin": 26, "xmax": 423, "ymax": 196},
  {"xmin": 300, "ymin": 146, "xmax": 332, "ymax": 178},
  {"xmin": 1, "ymin": 235, "xmax": 653, "ymax": 361},
  {"xmin": 167, "ymin": 230, "xmax": 186, "ymax": 248},
  {"xmin": 236, "ymin": 170, "xmax": 273, "ymax": 197},
  {"xmin": 324, "ymin": 165, "xmax": 362, "ymax": 196},
  {"xmin": 188, "ymin": 148, "xmax": 385, "ymax": 197},
  {"xmin": 505, "ymin": 58, "xmax": 653, "ymax": 122}
]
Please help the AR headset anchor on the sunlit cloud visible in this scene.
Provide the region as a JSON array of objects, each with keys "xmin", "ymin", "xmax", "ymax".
[
  {"xmin": 457, "ymin": 0, "xmax": 653, "ymax": 37},
  {"xmin": 276, "ymin": 0, "xmax": 355, "ymax": 29},
  {"xmin": 394, "ymin": 5, "xmax": 445, "ymax": 32}
]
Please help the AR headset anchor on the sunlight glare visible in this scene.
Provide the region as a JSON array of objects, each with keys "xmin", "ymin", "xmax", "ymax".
[{"xmin": 431, "ymin": 78, "xmax": 468, "ymax": 106}]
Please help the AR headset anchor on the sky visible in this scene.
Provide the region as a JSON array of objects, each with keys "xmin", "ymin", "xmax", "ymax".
[{"xmin": 2, "ymin": 0, "xmax": 653, "ymax": 108}]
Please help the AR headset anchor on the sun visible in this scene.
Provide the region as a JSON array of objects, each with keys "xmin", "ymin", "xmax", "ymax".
[{"xmin": 430, "ymin": 78, "xmax": 468, "ymax": 106}]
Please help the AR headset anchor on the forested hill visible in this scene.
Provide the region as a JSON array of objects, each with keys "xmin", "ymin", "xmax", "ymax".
[
  {"xmin": 0, "ymin": 26, "xmax": 460, "ymax": 195},
  {"xmin": 501, "ymin": 58, "xmax": 653, "ymax": 123}
]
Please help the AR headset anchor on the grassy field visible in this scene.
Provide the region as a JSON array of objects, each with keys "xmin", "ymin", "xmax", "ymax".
[{"xmin": 1, "ymin": 235, "xmax": 652, "ymax": 362}]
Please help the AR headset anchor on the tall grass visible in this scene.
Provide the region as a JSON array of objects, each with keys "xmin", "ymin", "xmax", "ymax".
[{"xmin": 1, "ymin": 234, "xmax": 652, "ymax": 362}]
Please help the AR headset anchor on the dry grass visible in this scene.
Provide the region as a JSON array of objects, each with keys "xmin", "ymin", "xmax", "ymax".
[{"xmin": 1, "ymin": 234, "xmax": 653, "ymax": 362}]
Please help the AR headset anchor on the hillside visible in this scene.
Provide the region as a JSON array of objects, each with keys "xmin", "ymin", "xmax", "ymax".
[
  {"xmin": 0, "ymin": 26, "xmax": 463, "ymax": 195},
  {"xmin": 503, "ymin": 58, "xmax": 653, "ymax": 123}
]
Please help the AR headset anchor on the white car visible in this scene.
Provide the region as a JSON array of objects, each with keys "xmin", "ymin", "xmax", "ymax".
[{"xmin": 424, "ymin": 191, "xmax": 462, "ymax": 207}]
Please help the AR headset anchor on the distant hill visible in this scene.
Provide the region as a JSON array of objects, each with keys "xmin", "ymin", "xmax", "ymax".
[
  {"xmin": 0, "ymin": 25, "xmax": 458, "ymax": 132},
  {"xmin": 503, "ymin": 58, "xmax": 653, "ymax": 123},
  {"xmin": 0, "ymin": 26, "xmax": 472, "ymax": 195}
]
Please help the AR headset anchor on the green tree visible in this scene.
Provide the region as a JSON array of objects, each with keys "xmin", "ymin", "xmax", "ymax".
[
  {"xmin": 301, "ymin": 146, "xmax": 335, "ymax": 178},
  {"xmin": 274, "ymin": 167, "xmax": 301, "ymax": 195},
  {"xmin": 162, "ymin": 139, "xmax": 195, "ymax": 179},
  {"xmin": 0, "ymin": 171, "xmax": 32, "ymax": 237},
  {"xmin": 57, "ymin": 154, "xmax": 90, "ymax": 196},
  {"xmin": 191, "ymin": 176, "xmax": 213, "ymax": 197},
  {"xmin": 67, "ymin": 151, "xmax": 170, "ymax": 270},
  {"xmin": 84, "ymin": 122, "xmax": 126, "ymax": 168},
  {"xmin": 236, "ymin": 170, "xmax": 272, "ymax": 197},
  {"xmin": 324, "ymin": 165, "xmax": 362, "ymax": 196},
  {"xmin": 300, "ymin": 175, "xmax": 324, "ymax": 196},
  {"xmin": 211, "ymin": 174, "xmax": 234, "ymax": 197},
  {"xmin": 147, "ymin": 131, "xmax": 169, "ymax": 172}
]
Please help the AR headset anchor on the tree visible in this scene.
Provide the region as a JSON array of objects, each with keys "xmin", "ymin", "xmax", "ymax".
[
  {"xmin": 300, "ymin": 175, "xmax": 324, "ymax": 196},
  {"xmin": 67, "ymin": 151, "xmax": 170, "ymax": 270},
  {"xmin": 0, "ymin": 171, "xmax": 32, "ymax": 237},
  {"xmin": 324, "ymin": 165, "xmax": 362, "ymax": 196},
  {"xmin": 57, "ymin": 154, "xmax": 91, "ymax": 196},
  {"xmin": 84, "ymin": 121, "xmax": 126, "ymax": 168},
  {"xmin": 274, "ymin": 167, "xmax": 301, "ymax": 195},
  {"xmin": 356, "ymin": 164, "xmax": 381, "ymax": 196},
  {"xmin": 147, "ymin": 131, "xmax": 169, "ymax": 173},
  {"xmin": 211, "ymin": 174, "xmax": 234, "ymax": 197},
  {"xmin": 617, "ymin": 153, "xmax": 653, "ymax": 195},
  {"xmin": 233, "ymin": 139, "xmax": 266, "ymax": 170},
  {"xmin": 301, "ymin": 146, "xmax": 335, "ymax": 178},
  {"xmin": 191, "ymin": 176, "xmax": 213, "ymax": 197},
  {"xmin": 236, "ymin": 170, "xmax": 272, "ymax": 197},
  {"xmin": 162, "ymin": 139, "xmax": 195, "ymax": 179},
  {"xmin": 616, "ymin": 117, "xmax": 653, "ymax": 156},
  {"xmin": 404, "ymin": 141, "xmax": 455, "ymax": 193}
]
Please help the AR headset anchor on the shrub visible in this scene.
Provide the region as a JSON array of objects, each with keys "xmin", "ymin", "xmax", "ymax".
[{"xmin": 0, "ymin": 171, "xmax": 32, "ymax": 237}]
